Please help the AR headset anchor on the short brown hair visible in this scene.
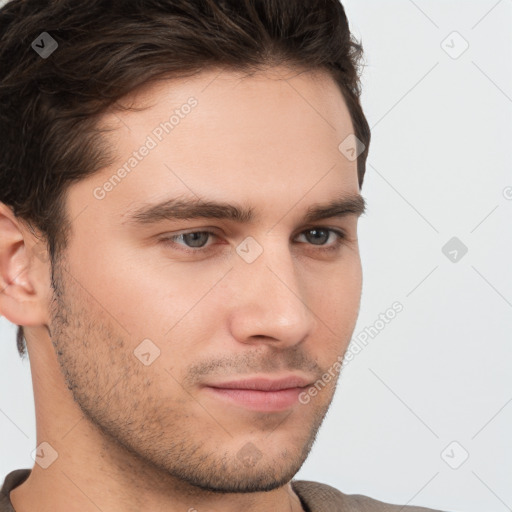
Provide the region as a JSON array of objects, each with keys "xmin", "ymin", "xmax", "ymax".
[{"xmin": 0, "ymin": 0, "xmax": 371, "ymax": 358}]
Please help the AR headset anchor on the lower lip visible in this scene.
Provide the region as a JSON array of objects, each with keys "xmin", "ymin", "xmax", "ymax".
[{"xmin": 204, "ymin": 386, "xmax": 305, "ymax": 412}]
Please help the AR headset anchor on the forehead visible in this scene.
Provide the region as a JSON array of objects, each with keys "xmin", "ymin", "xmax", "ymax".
[{"xmin": 70, "ymin": 66, "xmax": 360, "ymax": 224}]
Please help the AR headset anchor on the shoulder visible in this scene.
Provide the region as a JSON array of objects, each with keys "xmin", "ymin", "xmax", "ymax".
[
  {"xmin": 1, "ymin": 469, "xmax": 31, "ymax": 512},
  {"xmin": 291, "ymin": 479, "xmax": 448, "ymax": 512}
]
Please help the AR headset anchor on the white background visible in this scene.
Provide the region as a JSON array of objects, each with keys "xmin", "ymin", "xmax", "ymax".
[{"xmin": 1, "ymin": 1, "xmax": 511, "ymax": 511}]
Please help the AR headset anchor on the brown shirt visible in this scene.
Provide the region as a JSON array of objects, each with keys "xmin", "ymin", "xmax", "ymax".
[{"xmin": 0, "ymin": 469, "xmax": 447, "ymax": 511}]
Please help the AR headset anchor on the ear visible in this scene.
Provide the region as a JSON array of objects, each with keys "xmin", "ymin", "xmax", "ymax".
[{"xmin": 0, "ymin": 202, "xmax": 51, "ymax": 328}]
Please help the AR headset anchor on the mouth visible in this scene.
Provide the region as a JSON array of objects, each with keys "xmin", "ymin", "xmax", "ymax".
[{"xmin": 202, "ymin": 375, "xmax": 313, "ymax": 412}]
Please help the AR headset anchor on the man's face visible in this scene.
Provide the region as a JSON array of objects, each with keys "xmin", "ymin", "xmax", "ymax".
[{"xmin": 48, "ymin": 66, "xmax": 363, "ymax": 492}]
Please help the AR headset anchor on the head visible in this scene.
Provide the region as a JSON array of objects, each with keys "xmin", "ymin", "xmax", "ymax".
[{"xmin": 0, "ymin": 0, "xmax": 370, "ymax": 494}]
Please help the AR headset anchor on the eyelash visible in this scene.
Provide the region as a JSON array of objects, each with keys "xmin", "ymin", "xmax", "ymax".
[{"xmin": 158, "ymin": 227, "xmax": 347, "ymax": 255}]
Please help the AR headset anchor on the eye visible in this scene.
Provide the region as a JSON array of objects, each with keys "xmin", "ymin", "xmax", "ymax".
[
  {"xmin": 295, "ymin": 227, "xmax": 347, "ymax": 252},
  {"xmin": 158, "ymin": 230, "xmax": 220, "ymax": 253},
  {"xmin": 171, "ymin": 231, "xmax": 213, "ymax": 249},
  {"xmin": 158, "ymin": 227, "xmax": 347, "ymax": 254},
  {"xmin": 296, "ymin": 228, "xmax": 339, "ymax": 245}
]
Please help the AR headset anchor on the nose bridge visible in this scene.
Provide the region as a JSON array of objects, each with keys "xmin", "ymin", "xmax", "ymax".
[{"xmin": 227, "ymin": 235, "xmax": 315, "ymax": 346}]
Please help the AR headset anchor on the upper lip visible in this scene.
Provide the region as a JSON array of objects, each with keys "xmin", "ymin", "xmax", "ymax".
[{"xmin": 205, "ymin": 375, "xmax": 314, "ymax": 391}]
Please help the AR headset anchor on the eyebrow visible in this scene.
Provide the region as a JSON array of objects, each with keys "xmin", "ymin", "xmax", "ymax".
[{"xmin": 123, "ymin": 193, "xmax": 366, "ymax": 226}]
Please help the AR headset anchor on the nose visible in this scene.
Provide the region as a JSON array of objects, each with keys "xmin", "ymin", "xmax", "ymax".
[{"xmin": 227, "ymin": 240, "xmax": 316, "ymax": 349}]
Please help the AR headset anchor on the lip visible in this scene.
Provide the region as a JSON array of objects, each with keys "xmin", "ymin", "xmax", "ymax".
[
  {"xmin": 205, "ymin": 375, "xmax": 313, "ymax": 391},
  {"xmin": 202, "ymin": 374, "xmax": 313, "ymax": 412}
]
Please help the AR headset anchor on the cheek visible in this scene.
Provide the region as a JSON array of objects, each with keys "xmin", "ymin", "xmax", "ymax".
[
  {"xmin": 307, "ymin": 259, "xmax": 362, "ymax": 358},
  {"xmin": 310, "ymin": 256, "xmax": 362, "ymax": 318},
  {"xmin": 69, "ymin": 241, "xmax": 230, "ymax": 341}
]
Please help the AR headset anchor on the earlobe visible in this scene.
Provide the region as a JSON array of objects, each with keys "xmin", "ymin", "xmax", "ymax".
[{"xmin": 0, "ymin": 202, "xmax": 50, "ymax": 328}]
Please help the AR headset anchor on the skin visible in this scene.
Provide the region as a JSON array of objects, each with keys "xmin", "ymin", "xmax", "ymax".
[{"xmin": 0, "ymin": 65, "xmax": 364, "ymax": 512}]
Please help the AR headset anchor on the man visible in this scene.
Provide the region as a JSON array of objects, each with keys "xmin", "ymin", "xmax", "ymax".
[{"xmin": 0, "ymin": 0, "xmax": 448, "ymax": 510}]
